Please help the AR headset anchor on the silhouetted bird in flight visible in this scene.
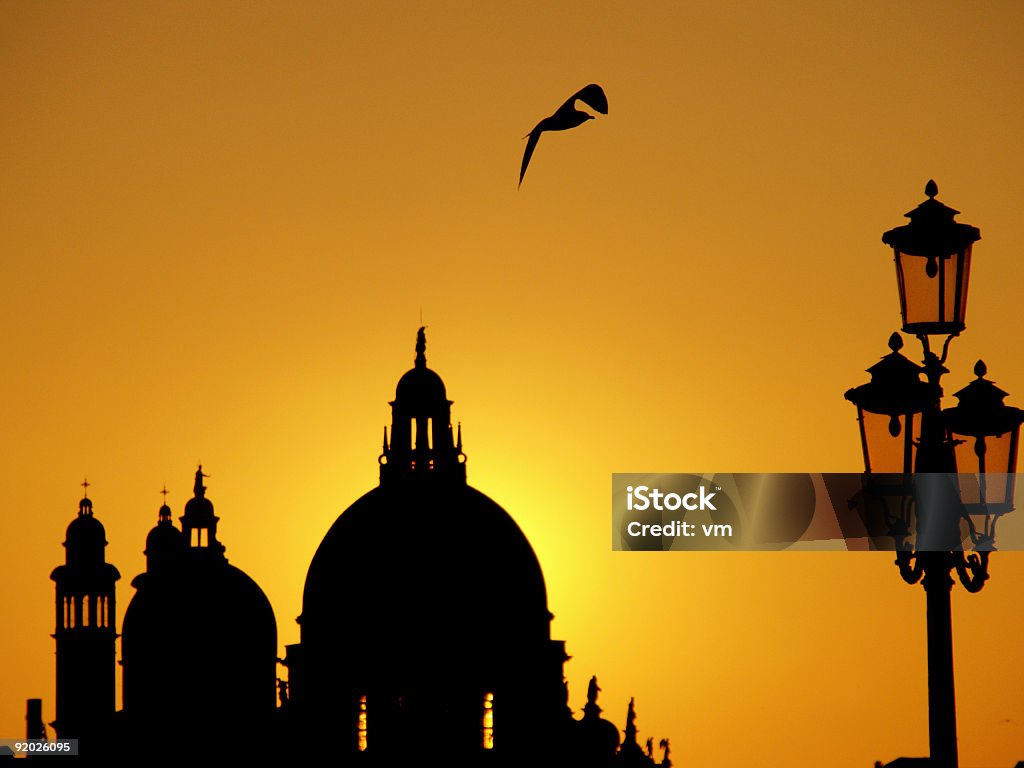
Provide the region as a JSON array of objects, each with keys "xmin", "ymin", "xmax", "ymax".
[{"xmin": 519, "ymin": 83, "xmax": 608, "ymax": 188}]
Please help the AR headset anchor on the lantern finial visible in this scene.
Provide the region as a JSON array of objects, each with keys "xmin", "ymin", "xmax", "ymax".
[
  {"xmin": 925, "ymin": 179, "xmax": 938, "ymax": 199},
  {"xmin": 974, "ymin": 360, "xmax": 987, "ymax": 378},
  {"xmin": 888, "ymin": 332, "xmax": 904, "ymax": 353}
]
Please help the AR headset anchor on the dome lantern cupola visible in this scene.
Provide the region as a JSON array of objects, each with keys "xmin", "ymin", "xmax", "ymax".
[
  {"xmin": 380, "ymin": 327, "xmax": 466, "ymax": 484},
  {"xmin": 64, "ymin": 480, "xmax": 107, "ymax": 568},
  {"xmin": 180, "ymin": 466, "xmax": 225, "ymax": 557}
]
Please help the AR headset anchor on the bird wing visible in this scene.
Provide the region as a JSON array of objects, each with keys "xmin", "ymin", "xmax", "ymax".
[
  {"xmin": 566, "ymin": 83, "xmax": 608, "ymax": 115},
  {"xmin": 519, "ymin": 127, "xmax": 542, "ymax": 188}
]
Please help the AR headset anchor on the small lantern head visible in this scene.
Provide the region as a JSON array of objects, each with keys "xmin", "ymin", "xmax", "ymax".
[
  {"xmin": 845, "ymin": 333, "xmax": 936, "ymax": 477},
  {"xmin": 944, "ymin": 360, "xmax": 1024, "ymax": 516},
  {"xmin": 881, "ymin": 180, "xmax": 980, "ymax": 336}
]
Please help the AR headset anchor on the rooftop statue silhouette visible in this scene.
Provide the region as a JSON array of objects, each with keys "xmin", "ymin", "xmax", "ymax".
[{"xmin": 519, "ymin": 83, "xmax": 608, "ymax": 188}]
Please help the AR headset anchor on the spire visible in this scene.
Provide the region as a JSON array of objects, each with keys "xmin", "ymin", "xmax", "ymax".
[
  {"xmin": 624, "ymin": 697, "xmax": 638, "ymax": 746},
  {"xmin": 382, "ymin": 426, "xmax": 390, "ymax": 456},
  {"xmin": 79, "ymin": 478, "xmax": 93, "ymax": 516},
  {"xmin": 415, "ymin": 326, "xmax": 427, "ymax": 369},
  {"xmin": 456, "ymin": 422, "xmax": 463, "ymax": 453},
  {"xmin": 158, "ymin": 485, "xmax": 172, "ymax": 523}
]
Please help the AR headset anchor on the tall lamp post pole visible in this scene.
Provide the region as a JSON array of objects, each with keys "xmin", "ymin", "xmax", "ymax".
[{"xmin": 844, "ymin": 181, "xmax": 1024, "ymax": 768}]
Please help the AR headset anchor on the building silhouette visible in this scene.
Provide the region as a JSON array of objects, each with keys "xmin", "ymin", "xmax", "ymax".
[{"xmin": 28, "ymin": 330, "xmax": 670, "ymax": 766}]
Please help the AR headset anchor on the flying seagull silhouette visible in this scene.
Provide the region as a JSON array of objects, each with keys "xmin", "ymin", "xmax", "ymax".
[{"xmin": 519, "ymin": 83, "xmax": 608, "ymax": 188}]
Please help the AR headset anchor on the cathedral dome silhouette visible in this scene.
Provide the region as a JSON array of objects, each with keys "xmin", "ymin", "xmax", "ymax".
[
  {"xmin": 288, "ymin": 329, "xmax": 572, "ymax": 759},
  {"xmin": 301, "ymin": 481, "xmax": 551, "ymax": 657}
]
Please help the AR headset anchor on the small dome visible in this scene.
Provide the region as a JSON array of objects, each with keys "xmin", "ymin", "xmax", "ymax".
[
  {"xmin": 145, "ymin": 516, "xmax": 184, "ymax": 569},
  {"xmin": 183, "ymin": 494, "xmax": 215, "ymax": 518},
  {"xmin": 67, "ymin": 510, "xmax": 105, "ymax": 542},
  {"xmin": 65, "ymin": 503, "xmax": 107, "ymax": 565},
  {"xmin": 145, "ymin": 523, "xmax": 180, "ymax": 552},
  {"xmin": 392, "ymin": 326, "xmax": 449, "ymax": 412},
  {"xmin": 577, "ymin": 715, "xmax": 622, "ymax": 758},
  {"xmin": 395, "ymin": 365, "xmax": 448, "ymax": 409},
  {"xmin": 181, "ymin": 466, "xmax": 218, "ymax": 530}
]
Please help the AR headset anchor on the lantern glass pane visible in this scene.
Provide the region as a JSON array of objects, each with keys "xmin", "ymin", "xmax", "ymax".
[
  {"xmin": 958, "ymin": 245, "xmax": 972, "ymax": 326},
  {"xmin": 954, "ymin": 431, "xmax": 1014, "ymax": 512},
  {"xmin": 863, "ymin": 410, "xmax": 919, "ymax": 474},
  {"xmin": 896, "ymin": 247, "xmax": 970, "ymax": 333}
]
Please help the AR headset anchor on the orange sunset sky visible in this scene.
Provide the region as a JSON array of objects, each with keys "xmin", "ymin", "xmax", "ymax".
[{"xmin": 2, "ymin": 3, "xmax": 1024, "ymax": 766}]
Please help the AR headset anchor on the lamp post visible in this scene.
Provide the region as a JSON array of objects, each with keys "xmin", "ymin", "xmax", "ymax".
[{"xmin": 844, "ymin": 181, "xmax": 1024, "ymax": 768}]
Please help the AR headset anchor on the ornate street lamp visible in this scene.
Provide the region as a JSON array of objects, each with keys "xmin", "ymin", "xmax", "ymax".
[{"xmin": 845, "ymin": 181, "xmax": 1023, "ymax": 768}]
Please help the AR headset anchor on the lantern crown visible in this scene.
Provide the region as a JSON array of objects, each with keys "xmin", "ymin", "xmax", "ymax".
[
  {"xmin": 945, "ymin": 361, "xmax": 1024, "ymax": 437},
  {"xmin": 882, "ymin": 180, "xmax": 980, "ymax": 257},
  {"xmin": 844, "ymin": 333, "xmax": 935, "ymax": 415}
]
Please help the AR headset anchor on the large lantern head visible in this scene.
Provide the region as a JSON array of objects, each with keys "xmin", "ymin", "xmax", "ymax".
[{"xmin": 881, "ymin": 180, "xmax": 980, "ymax": 336}]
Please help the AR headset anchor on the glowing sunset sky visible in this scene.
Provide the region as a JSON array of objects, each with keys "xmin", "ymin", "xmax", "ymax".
[{"xmin": 2, "ymin": 3, "xmax": 1024, "ymax": 766}]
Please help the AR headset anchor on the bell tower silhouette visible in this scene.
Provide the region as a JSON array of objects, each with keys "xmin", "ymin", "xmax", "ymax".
[{"xmin": 49, "ymin": 482, "xmax": 121, "ymax": 739}]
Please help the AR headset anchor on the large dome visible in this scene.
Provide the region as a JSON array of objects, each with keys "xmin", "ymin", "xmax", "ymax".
[{"xmin": 301, "ymin": 481, "xmax": 550, "ymax": 674}]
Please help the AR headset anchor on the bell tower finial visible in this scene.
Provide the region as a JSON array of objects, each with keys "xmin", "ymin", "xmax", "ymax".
[
  {"xmin": 159, "ymin": 485, "xmax": 172, "ymax": 523},
  {"xmin": 415, "ymin": 326, "xmax": 427, "ymax": 369}
]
